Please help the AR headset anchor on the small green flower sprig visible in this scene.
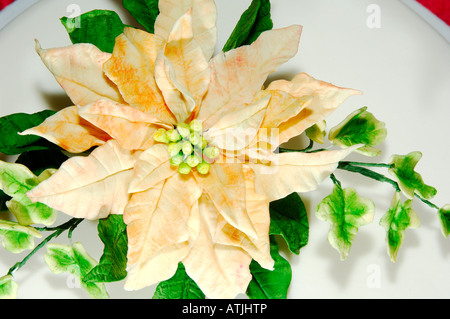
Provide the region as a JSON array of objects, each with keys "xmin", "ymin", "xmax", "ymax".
[{"xmin": 281, "ymin": 106, "xmax": 449, "ymax": 261}]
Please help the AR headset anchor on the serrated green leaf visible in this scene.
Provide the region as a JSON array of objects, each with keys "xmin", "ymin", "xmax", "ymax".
[
  {"xmin": 123, "ymin": 0, "xmax": 159, "ymax": 34},
  {"xmin": 61, "ymin": 10, "xmax": 127, "ymax": 53},
  {"xmin": 246, "ymin": 236, "xmax": 292, "ymax": 299},
  {"xmin": 83, "ymin": 215, "xmax": 128, "ymax": 283},
  {"xmin": 388, "ymin": 151, "xmax": 437, "ymax": 200},
  {"xmin": 0, "ymin": 111, "xmax": 56, "ymax": 155},
  {"xmin": 0, "ymin": 220, "xmax": 42, "ymax": 254},
  {"xmin": 153, "ymin": 263, "xmax": 205, "ymax": 299},
  {"xmin": 223, "ymin": 0, "xmax": 273, "ymax": 52},
  {"xmin": 438, "ymin": 204, "xmax": 450, "ymax": 238},
  {"xmin": 269, "ymin": 192, "xmax": 309, "ymax": 254},
  {"xmin": 305, "ymin": 120, "xmax": 326, "ymax": 144},
  {"xmin": 45, "ymin": 243, "xmax": 109, "ymax": 299},
  {"xmin": 379, "ymin": 192, "xmax": 419, "ymax": 262},
  {"xmin": 0, "ymin": 275, "xmax": 18, "ymax": 299},
  {"xmin": 329, "ymin": 106, "xmax": 387, "ymax": 157},
  {"xmin": 0, "ymin": 161, "xmax": 57, "ymax": 226},
  {"xmin": 316, "ymin": 184, "xmax": 375, "ymax": 260}
]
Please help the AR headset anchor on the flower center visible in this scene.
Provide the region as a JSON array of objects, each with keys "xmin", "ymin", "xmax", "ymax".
[{"xmin": 153, "ymin": 119, "xmax": 219, "ymax": 175}]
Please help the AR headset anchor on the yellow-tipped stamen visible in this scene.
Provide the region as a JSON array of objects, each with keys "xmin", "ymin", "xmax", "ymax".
[
  {"xmin": 170, "ymin": 154, "xmax": 184, "ymax": 166},
  {"xmin": 190, "ymin": 119, "xmax": 202, "ymax": 132},
  {"xmin": 177, "ymin": 123, "xmax": 190, "ymax": 138},
  {"xmin": 153, "ymin": 128, "xmax": 169, "ymax": 144},
  {"xmin": 189, "ymin": 132, "xmax": 201, "ymax": 146},
  {"xmin": 178, "ymin": 162, "xmax": 191, "ymax": 175},
  {"xmin": 168, "ymin": 142, "xmax": 183, "ymax": 157},
  {"xmin": 167, "ymin": 129, "xmax": 181, "ymax": 142},
  {"xmin": 182, "ymin": 140, "xmax": 193, "ymax": 156},
  {"xmin": 204, "ymin": 146, "xmax": 220, "ymax": 160},
  {"xmin": 197, "ymin": 161, "xmax": 211, "ymax": 175},
  {"xmin": 186, "ymin": 154, "xmax": 201, "ymax": 168}
]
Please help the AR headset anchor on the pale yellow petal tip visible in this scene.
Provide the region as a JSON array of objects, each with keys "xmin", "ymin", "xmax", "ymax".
[{"xmin": 34, "ymin": 38, "xmax": 42, "ymax": 54}]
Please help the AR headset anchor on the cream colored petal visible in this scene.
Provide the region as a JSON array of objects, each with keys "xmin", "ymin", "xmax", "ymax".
[
  {"xmin": 35, "ymin": 41, "xmax": 123, "ymax": 106},
  {"xmin": 103, "ymin": 27, "xmax": 176, "ymax": 124},
  {"xmin": 154, "ymin": 52, "xmax": 192, "ymax": 122},
  {"xmin": 125, "ymin": 243, "xmax": 190, "ymax": 291},
  {"xmin": 124, "ymin": 174, "xmax": 202, "ymax": 289},
  {"xmin": 201, "ymin": 167, "xmax": 274, "ymax": 270},
  {"xmin": 247, "ymin": 146, "xmax": 360, "ymax": 202},
  {"xmin": 257, "ymin": 90, "xmax": 313, "ymax": 129},
  {"xmin": 267, "ymin": 73, "xmax": 361, "ymax": 147},
  {"xmin": 20, "ymin": 106, "xmax": 110, "ymax": 153},
  {"xmin": 197, "ymin": 25, "xmax": 302, "ymax": 129},
  {"xmin": 182, "ymin": 199, "xmax": 252, "ymax": 299},
  {"xmin": 128, "ymin": 144, "xmax": 177, "ymax": 193},
  {"xmin": 193, "ymin": 163, "xmax": 257, "ymax": 239},
  {"xmin": 204, "ymin": 94, "xmax": 270, "ymax": 151},
  {"xmin": 26, "ymin": 140, "xmax": 138, "ymax": 219},
  {"xmin": 155, "ymin": 0, "xmax": 217, "ymax": 60},
  {"xmin": 79, "ymin": 99, "xmax": 171, "ymax": 151},
  {"xmin": 157, "ymin": 10, "xmax": 211, "ymax": 119}
]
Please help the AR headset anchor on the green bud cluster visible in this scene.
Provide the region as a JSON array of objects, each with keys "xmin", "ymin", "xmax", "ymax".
[{"xmin": 153, "ymin": 120, "xmax": 220, "ymax": 175}]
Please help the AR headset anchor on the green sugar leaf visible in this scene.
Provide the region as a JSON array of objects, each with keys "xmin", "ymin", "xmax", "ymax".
[
  {"xmin": 438, "ymin": 204, "xmax": 450, "ymax": 238},
  {"xmin": 269, "ymin": 192, "xmax": 309, "ymax": 254},
  {"xmin": 153, "ymin": 263, "xmax": 205, "ymax": 299},
  {"xmin": 388, "ymin": 151, "xmax": 437, "ymax": 200},
  {"xmin": 316, "ymin": 184, "xmax": 375, "ymax": 260},
  {"xmin": 0, "ymin": 161, "xmax": 57, "ymax": 226},
  {"xmin": 223, "ymin": 0, "xmax": 273, "ymax": 52},
  {"xmin": 246, "ymin": 236, "xmax": 292, "ymax": 299},
  {"xmin": 305, "ymin": 120, "xmax": 327, "ymax": 144},
  {"xmin": 0, "ymin": 110, "xmax": 56, "ymax": 155},
  {"xmin": 0, "ymin": 219, "xmax": 42, "ymax": 254},
  {"xmin": 83, "ymin": 215, "xmax": 128, "ymax": 283},
  {"xmin": 0, "ymin": 275, "xmax": 18, "ymax": 299},
  {"xmin": 123, "ymin": 0, "xmax": 159, "ymax": 34},
  {"xmin": 329, "ymin": 106, "xmax": 387, "ymax": 157},
  {"xmin": 61, "ymin": 10, "xmax": 127, "ymax": 53},
  {"xmin": 45, "ymin": 242, "xmax": 109, "ymax": 299},
  {"xmin": 379, "ymin": 192, "xmax": 420, "ymax": 262}
]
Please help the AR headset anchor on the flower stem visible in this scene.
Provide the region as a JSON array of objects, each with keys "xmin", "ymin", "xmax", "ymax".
[
  {"xmin": 7, "ymin": 218, "xmax": 83, "ymax": 276},
  {"xmin": 337, "ymin": 161, "xmax": 439, "ymax": 210},
  {"xmin": 338, "ymin": 161, "xmax": 394, "ymax": 169},
  {"xmin": 337, "ymin": 161, "xmax": 400, "ymax": 191}
]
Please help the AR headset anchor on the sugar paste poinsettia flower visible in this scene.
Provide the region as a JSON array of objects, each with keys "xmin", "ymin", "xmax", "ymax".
[{"xmin": 23, "ymin": 0, "xmax": 361, "ymax": 298}]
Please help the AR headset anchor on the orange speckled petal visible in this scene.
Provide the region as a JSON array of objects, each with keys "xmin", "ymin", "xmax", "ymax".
[
  {"xmin": 79, "ymin": 99, "xmax": 171, "ymax": 151},
  {"xmin": 193, "ymin": 162, "xmax": 257, "ymax": 239},
  {"xmin": 154, "ymin": 52, "xmax": 192, "ymax": 122},
  {"xmin": 164, "ymin": 10, "xmax": 210, "ymax": 110},
  {"xmin": 197, "ymin": 25, "xmax": 302, "ymax": 129},
  {"xmin": 155, "ymin": 0, "xmax": 217, "ymax": 60},
  {"xmin": 20, "ymin": 106, "xmax": 110, "ymax": 153},
  {"xmin": 35, "ymin": 41, "xmax": 123, "ymax": 106},
  {"xmin": 203, "ymin": 166, "xmax": 274, "ymax": 270},
  {"xmin": 103, "ymin": 27, "xmax": 176, "ymax": 124},
  {"xmin": 267, "ymin": 73, "xmax": 362, "ymax": 147},
  {"xmin": 247, "ymin": 145, "xmax": 360, "ymax": 202},
  {"xmin": 124, "ymin": 174, "xmax": 202, "ymax": 289},
  {"xmin": 26, "ymin": 140, "xmax": 138, "ymax": 219},
  {"xmin": 182, "ymin": 198, "xmax": 252, "ymax": 299}
]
